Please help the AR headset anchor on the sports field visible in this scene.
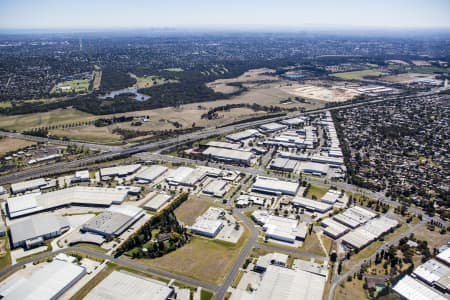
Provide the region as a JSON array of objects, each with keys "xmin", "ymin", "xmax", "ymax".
[
  {"xmin": 51, "ymin": 79, "xmax": 90, "ymax": 94},
  {"xmin": 164, "ymin": 67, "xmax": 184, "ymax": 72},
  {"xmin": 330, "ymin": 69, "xmax": 387, "ymax": 80}
]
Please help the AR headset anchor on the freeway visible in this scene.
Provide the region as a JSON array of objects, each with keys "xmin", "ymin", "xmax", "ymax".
[
  {"xmin": 1, "ymin": 88, "xmax": 440, "ymax": 186},
  {"xmin": 327, "ymin": 221, "xmax": 425, "ymax": 300}
]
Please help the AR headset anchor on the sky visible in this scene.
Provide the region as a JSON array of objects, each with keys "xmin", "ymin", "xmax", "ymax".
[{"xmin": 1, "ymin": 0, "xmax": 450, "ymax": 31}]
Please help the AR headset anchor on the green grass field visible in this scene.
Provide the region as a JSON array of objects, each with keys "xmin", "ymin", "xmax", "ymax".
[
  {"xmin": 164, "ymin": 67, "xmax": 184, "ymax": 72},
  {"xmin": 330, "ymin": 69, "xmax": 387, "ymax": 80},
  {"xmin": 305, "ymin": 184, "xmax": 328, "ymax": 199},
  {"xmin": 51, "ymin": 79, "xmax": 90, "ymax": 94}
]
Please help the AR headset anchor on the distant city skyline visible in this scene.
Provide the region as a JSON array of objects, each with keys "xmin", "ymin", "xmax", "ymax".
[{"xmin": 1, "ymin": 0, "xmax": 450, "ymax": 32}]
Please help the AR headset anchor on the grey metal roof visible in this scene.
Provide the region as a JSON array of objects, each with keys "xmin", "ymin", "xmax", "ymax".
[{"xmin": 10, "ymin": 214, "xmax": 69, "ymax": 245}]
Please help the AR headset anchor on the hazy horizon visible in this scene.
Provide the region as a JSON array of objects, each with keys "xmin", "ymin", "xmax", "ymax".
[{"xmin": 1, "ymin": 0, "xmax": 450, "ymax": 32}]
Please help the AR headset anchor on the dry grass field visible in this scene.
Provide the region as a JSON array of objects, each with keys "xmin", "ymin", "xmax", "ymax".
[
  {"xmin": 414, "ymin": 226, "xmax": 450, "ymax": 251},
  {"xmin": 135, "ymin": 231, "xmax": 249, "ymax": 284},
  {"xmin": 175, "ymin": 197, "xmax": 216, "ymax": 226},
  {"xmin": 334, "ymin": 279, "xmax": 367, "ymax": 300},
  {"xmin": 380, "ymin": 72, "xmax": 437, "ymax": 84},
  {"xmin": 49, "ymin": 125, "xmax": 123, "ymax": 144},
  {"xmin": 0, "ymin": 137, "xmax": 36, "ymax": 156}
]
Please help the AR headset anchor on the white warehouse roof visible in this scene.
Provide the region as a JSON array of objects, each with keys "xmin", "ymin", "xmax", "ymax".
[
  {"xmin": 203, "ymin": 147, "xmax": 254, "ymax": 163},
  {"xmin": 10, "ymin": 178, "xmax": 48, "ymax": 194},
  {"xmin": 85, "ymin": 270, "xmax": 173, "ymax": 300},
  {"xmin": 134, "ymin": 165, "xmax": 168, "ymax": 182},
  {"xmin": 291, "ymin": 197, "xmax": 332, "ymax": 213},
  {"xmin": 437, "ymin": 248, "xmax": 450, "ymax": 266},
  {"xmin": 249, "ymin": 265, "xmax": 326, "ymax": 300},
  {"xmin": 393, "ymin": 275, "xmax": 447, "ymax": 300},
  {"xmin": 225, "ymin": 129, "xmax": 260, "ymax": 141},
  {"xmin": 100, "ymin": 164, "xmax": 141, "ymax": 177},
  {"xmin": 7, "ymin": 186, "xmax": 129, "ymax": 218},
  {"xmin": 252, "ymin": 177, "xmax": 299, "ymax": 196},
  {"xmin": 144, "ymin": 193, "xmax": 172, "ymax": 211},
  {"xmin": 0, "ymin": 259, "xmax": 86, "ymax": 300}
]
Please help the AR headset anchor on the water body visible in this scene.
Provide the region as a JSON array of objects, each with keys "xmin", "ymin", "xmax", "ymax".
[
  {"xmin": 99, "ymin": 87, "xmax": 150, "ymax": 102},
  {"xmin": 283, "ymin": 73, "xmax": 306, "ymax": 79}
]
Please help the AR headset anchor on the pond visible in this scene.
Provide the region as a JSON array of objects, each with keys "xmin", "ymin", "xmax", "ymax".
[{"xmin": 99, "ymin": 87, "xmax": 150, "ymax": 102}]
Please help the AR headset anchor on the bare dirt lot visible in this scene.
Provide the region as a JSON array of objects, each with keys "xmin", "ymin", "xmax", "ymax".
[
  {"xmin": 280, "ymin": 82, "xmax": 360, "ymax": 102},
  {"xmin": 0, "ymin": 137, "xmax": 36, "ymax": 157}
]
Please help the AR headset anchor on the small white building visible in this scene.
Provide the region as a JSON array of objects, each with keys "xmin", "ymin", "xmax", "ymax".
[{"xmin": 190, "ymin": 207, "xmax": 226, "ymax": 238}]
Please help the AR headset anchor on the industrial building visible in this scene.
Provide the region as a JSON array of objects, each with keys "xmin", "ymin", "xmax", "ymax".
[
  {"xmin": 0, "ymin": 258, "xmax": 86, "ymax": 300},
  {"xmin": 190, "ymin": 207, "xmax": 225, "ymax": 238},
  {"xmin": 412, "ymin": 259, "xmax": 450, "ymax": 293},
  {"xmin": 134, "ymin": 165, "xmax": 168, "ymax": 183},
  {"xmin": 341, "ymin": 216, "xmax": 398, "ymax": 250},
  {"xmin": 278, "ymin": 151, "xmax": 309, "ymax": 161},
  {"xmin": 202, "ymin": 147, "xmax": 254, "ymax": 165},
  {"xmin": 320, "ymin": 189, "xmax": 342, "ymax": 204},
  {"xmin": 166, "ymin": 167, "xmax": 206, "ymax": 186},
  {"xmin": 299, "ymin": 162, "xmax": 329, "ymax": 176},
  {"xmin": 310, "ymin": 155, "xmax": 344, "ymax": 166},
  {"xmin": 9, "ymin": 214, "xmax": 70, "ymax": 249},
  {"xmin": 252, "ymin": 176, "xmax": 299, "ymax": 196},
  {"xmin": 0, "ymin": 218, "xmax": 5, "ymax": 237},
  {"xmin": 269, "ymin": 157, "xmax": 298, "ymax": 172},
  {"xmin": 320, "ymin": 218, "xmax": 350, "ymax": 239},
  {"xmin": 72, "ymin": 170, "xmax": 90, "ymax": 182},
  {"xmin": 143, "ymin": 193, "xmax": 172, "ymax": 211},
  {"xmin": 225, "ymin": 129, "xmax": 260, "ymax": 142},
  {"xmin": 280, "ymin": 117, "xmax": 306, "ymax": 127},
  {"xmin": 84, "ymin": 270, "xmax": 173, "ymax": 300},
  {"xmin": 393, "ymin": 275, "xmax": 447, "ymax": 300},
  {"xmin": 7, "ymin": 186, "xmax": 129, "ymax": 218},
  {"xmin": 333, "ymin": 206, "xmax": 377, "ymax": 229},
  {"xmin": 437, "ymin": 248, "xmax": 450, "ymax": 266},
  {"xmin": 81, "ymin": 205, "xmax": 144, "ymax": 238},
  {"xmin": 249, "ymin": 265, "xmax": 326, "ymax": 300},
  {"xmin": 252, "ymin": 210, "xmax": 307, "ymax": 243},
  {"xmin": 10, "ymin": 178, "xmax": 48, "ymax": 194},
  {"xmin": 100, "ymin": 164, "xmax": 142, "ymax": 179},
  {"xmin": 205, "ymin": 141, "xmax": 241, "ymax": 150},
  {"xmin": 255, "ymin": 253, "xmax": 288, "ymax": 272},
  {"xmin": 259, "ymin": 122, "xmax": 287, "ymax": 132},
  {"xmin": 291, "ymin": 197, "xmax": 333, "ymax": 213},
  {"xmin": 202, "ymin": 180, "xmax": 228, "ymax": 197}
]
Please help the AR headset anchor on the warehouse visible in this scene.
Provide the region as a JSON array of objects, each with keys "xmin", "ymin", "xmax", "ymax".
[
  {"xmin": 165, "ymin": 167, "xmax": 206, "ymax": 186},
  {"xmin": 269, "ymin": 157, "xmax": 298, "ymax": 172},
  {"xmin": 81, "ymin": 205, "xmax": 144, "ymax": 238},
  {"xmin": 437, "ymin": 248, "xmax": 450, "ymax": 266},
  {"xmin": 190, "ymin": 207, "xmax": 225, "ymax": 238},
  {"xmin": 320, "ymin": 218, "xmax": 351, "ymax": 239},
  {"xmin": 85, "ymin": 270, "xmax": 173, "ymax": 300},
  {"xmin": 259, "ymin": 122, "xmax": 287, "ymax": 132},
  {"xmin": 320, "ymin": 189, "xmax": 342, "ymax": 204},
  {"xmin": 252, "ymin": 176, "xmax": 299, "ymax": 196},
  {"xmin": 205, "ymin": 141, "xmax": 241, "ymax": 150},
  {"xmin": 202, "ymin": 180, "xmax": 228, "ymax": 197},
  {"xmin": 7, "ymin": 186, "xmax": 129, "ymax": 218},
  {"xmin": 72, "ymin": 170, "xmax": 90, "ymax": 182},
  {"xmin": 143, "ymin": 193, "xmax": 172, "ymax": 211},
  {"xmin": 299, "ymin": 162, "xmax": 328, "ymax": 176},
  {"xmin": 10, "ymin": 178, "xmax": 48, "ymax": 194},
  {"xmin": 413, "ymin": 259, "xmax": 450, "ymax": 293},
  {"xmin": 291, "ymin": 197, "xmax": 333, "ymax": 213},
  {"xmin": 250, "ymin": 265, "xmax": 326, "ymax": 300},
  {"xmin": 202, "ymin": 147, "xmax": 254, "ymax": 165},
  {"xmin": 10, "ymin": 214, "xmax": 70, "ymax": 249},
  {"xmin": 0, "ymin": 258, "xmax": 86, "ymax": 300},
  {"xmin": 278, "ymin": 151, "xmax": 309, "ymax": 161},
  {"xmin": 341, "ymin": 216, "xmax": 398, "ymax": 250},
  {"xmin": 134, "ymin": 165, "xmax": 168, "ymax": 183},
  {"xmin": 0, "ymin": 218, "xmax": 5, "ymax": 237},
  {"xmin": 310, "ymin": 155, "xmax": 344, "ymax": 166},
  {"xmin": 333, "ymin": 206, "xmax": 377, "ymax": 229},
  {"xmin": 255, "ymin": 253, "xmax": 288, "ymax": 272},
  {"xmin": 100, "ymin": 164, "xmax": 142, "ymax": 178},
  {"xmin": 393, "ymin": 275, "xmax": 447, "ymax": 300},
  {"xmin": 225, "ymin": 129, "xmax": 260, "ymax": 142},
  {"xmin": 252, "ymin": 211, "xmax": 307, "ymax": 243},
  {"xmin": 280, "ymin": 117, "xmax": 305, "ymax": 127}
]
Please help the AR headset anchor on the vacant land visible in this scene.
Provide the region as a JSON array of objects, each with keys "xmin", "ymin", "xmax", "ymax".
[
  {"xmin": 129, "ymin": 73, "xmax": 177, "ymax": 89},
  {"xmin": 414, "ymin": 226, "xmax": 449, "ymax": 251},
  {"xmin": 0, "ymin": 237, "xmax": 11, "ymax": 271},
  {"xmin": 381, "ymin": 72, "xmax": 439, "ymax": 84},
  {"xmin": 136, "ymin": 230, "xmax": 249, "ymax": 284},
  {"xmin": 0, "ymin": 137, "xmax": 35, "ymax": 157},
  {"xmin": 0, "ymin": 108, "xmax": 94, "ymax": 131},
  {"xmin": 281, "ymin": 83, "xmax": 360, "ymax": 102},
  {"xmin": 175, "ymin": 197, "xmax": 216, "ymax": 226},
  {"xmin": 93, "ymin": 69, "xmax": 102, "ymax": 90},
  {"xmin": 51, "ymin": 79, "xmax": 90, "ymax": 94},
  {"xmin": 305, "ymin": 184, "xmax": 328, "ymax": 200},
  {"xmin": 334, "ymin": 278, "xmax": 367, "ymax": 300},
  {"xmin": 330, "ymin": 69, "xmax": 387, "ymax": 80},
  {"xmin": 207, "ymin": 68, "xmax": 277, "ymax": 94},
  {"xmin": 50, "ymin": 125, "xmax": 123, "ymax": 144}
]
